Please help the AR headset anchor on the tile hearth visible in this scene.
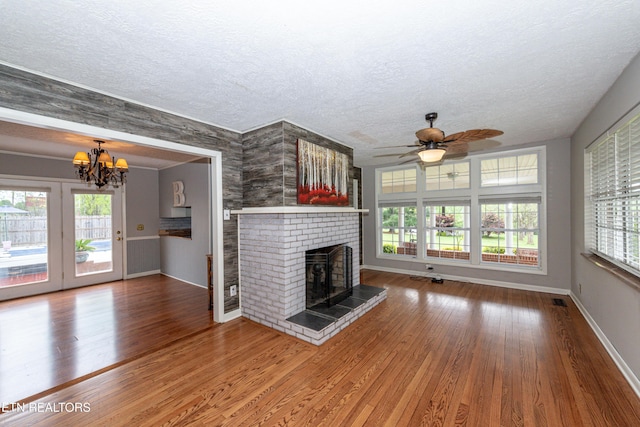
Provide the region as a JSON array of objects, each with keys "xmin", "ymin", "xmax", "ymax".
[{"xmin": 287, "ymin": 284, "xmax": 385, "ymax": 331}]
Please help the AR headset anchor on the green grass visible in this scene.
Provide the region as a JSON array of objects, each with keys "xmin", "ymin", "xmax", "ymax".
[{"xmin": 382, "ymin": 231, "xmax": 538, "ymax": 250}]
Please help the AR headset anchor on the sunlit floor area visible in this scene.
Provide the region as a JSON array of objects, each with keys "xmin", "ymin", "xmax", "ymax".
[{"xmin": 1, "ymin": 270, "xmax": 639, "ymax": 425}]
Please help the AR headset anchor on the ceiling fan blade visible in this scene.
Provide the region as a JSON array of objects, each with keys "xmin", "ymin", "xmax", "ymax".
[
  {"xmin": 442, "ymin": 142, "xmax": 469, "ymax": 156},
  {"xmin": 399, "ymin": 157, "xmax": 420, "ymax": 165},
  {"xmin": 374, "ymin": 144, "xmax": 421, "ymax": 149},
  {"xmin": 443, "ymin": 129, "xmax": 503, "ymax": 144},
  {"xmin": 373, "ymin": 152, "xmax": 410, "ymax": 158},
  {"xmin": 399, "ymin": 147, "xmax": 423, "ymax": 158}
]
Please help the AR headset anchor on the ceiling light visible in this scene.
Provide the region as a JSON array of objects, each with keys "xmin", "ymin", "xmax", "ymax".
[
  {"xmin": 72, "ymin": 140, "xmax": 128, "ymax": 188},
  {"xmin": 417, "ymin": 148, "xmax": 446, "ymax": 163}
]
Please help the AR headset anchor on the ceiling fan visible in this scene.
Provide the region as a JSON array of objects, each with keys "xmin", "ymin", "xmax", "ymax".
[{"xmin": 385, "ymin": 112, "xmax": 503, "ymax": 163}]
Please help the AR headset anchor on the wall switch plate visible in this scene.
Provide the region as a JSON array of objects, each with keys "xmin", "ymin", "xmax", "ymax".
[
  {"xmin": 230, "ymin": 285, "xmax": 237, "ymax": 296},
  {"xmin": 223, "ymin": 209, "xmax": 230, "ymax": 220}
]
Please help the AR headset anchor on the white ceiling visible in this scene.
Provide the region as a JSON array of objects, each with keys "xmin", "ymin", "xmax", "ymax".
[{"xmin": 0, "ymin": 0, "xmax": 639, "ymax": 167}]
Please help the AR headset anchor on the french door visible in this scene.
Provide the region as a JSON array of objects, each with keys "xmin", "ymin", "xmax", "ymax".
[
  {"xmin": 61, "ymin": 183, "xmax": 124, "ymax": 289},
  {"xmin": 0, "ymin": 179, "xmax": 124, "ymax": 300}
]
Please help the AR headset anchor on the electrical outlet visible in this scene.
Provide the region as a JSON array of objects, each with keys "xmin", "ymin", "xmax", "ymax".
[
  {"xmin": 230, "ymin": 285, "xmax": 237, "ymax": 296},
  {"xmin": 425, "ymin": 264, "xmax": 433, "ymax": 270}
]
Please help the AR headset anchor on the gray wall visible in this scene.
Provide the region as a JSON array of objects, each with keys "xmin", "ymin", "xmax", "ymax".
[
  {"xmin": 242, "ymin": 121, "xmax": 354, "ymax": 207},
  {"xmin": 0, "ymin": 151, "xmax": 161, "ymax": 275},
  {"xmin": 0, "ymin": 64, "xmax": 243, "ymax": 313},
  {"xmin": 124, "ymin": 167, "xmax": 161, "ymax": 275},
  {"xmin": 159, "ymin": 159, "xmax": 210, "ymax": 287},
  {"xmin": 361, "ymin": 138, "xmax": 572, "ymax": 290},
  {"xmin": 571, "ymin": 52, "xmax": 640, "ymax": 379},
  {"xmin": 125, "ymin": 167, "xmax": 159, "ymax": 238},
  {"xmin": 0, "ymin": 152, "xmax": 77, "ymax": 180}
]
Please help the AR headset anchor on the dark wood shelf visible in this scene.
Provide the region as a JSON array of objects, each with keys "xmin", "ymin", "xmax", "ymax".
[{"xmin": 158, "ymin": 229, "xmax": 192, "ymax": 238}]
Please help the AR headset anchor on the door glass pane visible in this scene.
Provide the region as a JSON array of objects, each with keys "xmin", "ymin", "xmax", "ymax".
[
  {"xmin": 74, "ymin": 193, "xmax": 113, "ymax": 276},
  {"xmin": 0, "ymin": 190, "xmax": 49, "ymax": 287}
]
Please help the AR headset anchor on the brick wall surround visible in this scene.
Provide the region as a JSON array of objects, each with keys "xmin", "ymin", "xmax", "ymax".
[{"xmin": 238, "ymin": 211, "xmax": 383, "ymax": 344}]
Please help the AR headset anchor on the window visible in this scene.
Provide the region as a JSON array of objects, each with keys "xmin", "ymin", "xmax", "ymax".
[
  {"xmin": 379, "ymin": 205, "xmax": 417, "ymax": 255},
  {"xmin": 586, "ymin": 111, "xmax": 640, "ymax": 274},
  {"xmin": 424, "ymin": 203, "xmax": 470, "ymax": 260},
  {"xmin": 481, "ymin": 153, "xmax": 538, "ymax": 187},
  {"xmin": 425, "ymin": 161, "xmax": 470, "ymax": 190},
  {"xmin": 376, "ymin": 147, "xmax": 545, "ymax": 272},
  {"xmin": 381, "ymin": 168, "xmax": 416, "ymax": 194},
  {"xmin": 480, "ymin": 199, "xmax": 540, "ymax": 267}
]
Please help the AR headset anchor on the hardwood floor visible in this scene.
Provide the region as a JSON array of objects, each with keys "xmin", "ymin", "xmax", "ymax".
[
  {"xmin": 0, "ymin": 274, "xmax": 214, "ymax": 405},
  {"xmin": 2, "ymin": 270, "xmax": 639, "ymax": 426}
]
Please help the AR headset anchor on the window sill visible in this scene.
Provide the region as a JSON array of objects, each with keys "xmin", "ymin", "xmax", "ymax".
[
  {"xmin": 581, "ymin": 253, "xmax": 640, "ymax": 292},
  {"xmin": 375, "ymin": 253, "xmax": 546, "ymax": 275}
]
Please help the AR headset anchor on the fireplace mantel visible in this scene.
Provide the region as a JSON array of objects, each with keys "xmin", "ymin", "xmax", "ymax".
[{"xmin": 232, "ymin": 207, "xmax": 368, "ymax": 215}]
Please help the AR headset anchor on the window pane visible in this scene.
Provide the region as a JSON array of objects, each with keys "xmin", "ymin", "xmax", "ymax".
[
  {"xmin": 381, "ymin": 168, "xmax": 416, "ymax": 194},
  {"xmin": 0, "ymin": 190, "xmax": 49, "ymax": 287},
  {"xmin": 380, "ymin": 206, "xmax": 417, "ymax": 255},
  {"xmin": 517, "ymin": 154, "xmax": 538, "ymax": 184},
  {"xmin": 425, "ymin": 161, "xmax": 470, "ymax": 191},
  {"xmin": 480, "ymin": 202, "xmax": 540, "ymax": 267},
  {"xmin": 482, "ymin": 153, "xmax": 538, "ymax": 187},
  {"xmin": 425, "ymin": 205, "xmax": 470, "ymax": 261},
  {"xmin": 74, "ymin": 193, "xmax": 113, "ymax": 277}
]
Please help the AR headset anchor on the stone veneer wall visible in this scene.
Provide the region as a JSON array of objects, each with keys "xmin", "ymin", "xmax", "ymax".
[
  {"xmin": 238, "ymin": 212, "xmax": 360, "ymax": 333},
  {"xmin": 242, "ymin": 121, "xmax": 354, "ymax": 208}
]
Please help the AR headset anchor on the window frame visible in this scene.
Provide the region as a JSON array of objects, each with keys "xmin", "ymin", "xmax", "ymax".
[{"xmin": 375, "ymin": 146, "xmax": 547, "ymax": 274}]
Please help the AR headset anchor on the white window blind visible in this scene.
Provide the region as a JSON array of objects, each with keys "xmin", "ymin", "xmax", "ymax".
[{"xmin": 586, "ymin": 112, "xmax": 640, "ymax": 272}]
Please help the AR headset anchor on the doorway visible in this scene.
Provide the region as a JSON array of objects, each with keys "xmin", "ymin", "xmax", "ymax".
[
  {"xmin": 0, "ymin": 179, "xmax": 124, "ymax": 300},
  {"xmin": 0, "ymin": 106, "xmax": 227, "ymax": 322}
]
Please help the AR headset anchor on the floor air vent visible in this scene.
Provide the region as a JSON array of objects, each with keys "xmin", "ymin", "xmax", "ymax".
[{"xmin": 552, "ymin": 298, "xmax": 567, "ymax": 307}]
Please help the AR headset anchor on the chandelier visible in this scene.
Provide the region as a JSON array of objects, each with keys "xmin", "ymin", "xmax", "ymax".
[{"xmin": 72, "ymin": 140, "xmax": 129, "ymax": 188}]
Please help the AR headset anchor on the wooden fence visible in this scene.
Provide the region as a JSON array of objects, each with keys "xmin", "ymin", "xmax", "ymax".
[{"xmin": 1, "ymin": 215, "xmax": 111, "ymax": 245}]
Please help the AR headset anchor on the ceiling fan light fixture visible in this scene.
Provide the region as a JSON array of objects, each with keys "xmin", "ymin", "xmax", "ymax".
[{"xmin": 418, "ymin": 148, "xmax": 446, "ymax": 163}]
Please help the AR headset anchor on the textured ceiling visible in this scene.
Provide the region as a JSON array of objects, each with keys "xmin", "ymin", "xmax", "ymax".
[{"xmin": 0, "ymin": 0, "xmax": 639, "ymax": 166}]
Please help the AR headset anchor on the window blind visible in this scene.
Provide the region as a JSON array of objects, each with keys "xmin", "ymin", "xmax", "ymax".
[{"xmin": 586, "ymin": 112, "xmax": 640, "ymax": 272}]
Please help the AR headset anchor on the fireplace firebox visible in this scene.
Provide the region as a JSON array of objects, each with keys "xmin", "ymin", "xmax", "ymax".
[{"xmin": 305, "ymin": 244, "xmax": 353, "ymax": 309}]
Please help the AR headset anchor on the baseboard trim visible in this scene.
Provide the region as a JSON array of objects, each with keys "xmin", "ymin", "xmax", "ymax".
[
  {"xmin": 361, "ymin": 264, "xmax": 570, "ymax": 296},
  {"xmin": 570, "ymin": 292, "xmax": 640, "ymax": 399},
  {"xmin": 159, "ymin": 272, "xmax": 206, "ymax": 289},
  {"xmin": 125, "ymin": 270, "xmax": 161, "ymax": 279}
]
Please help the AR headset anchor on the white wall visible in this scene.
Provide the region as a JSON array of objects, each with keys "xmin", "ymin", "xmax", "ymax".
[
  {"xmin": 571, "ymin": 52, "xmax": 640, "ymax": 382},
  {"xmin": 361, "ymin": 138, "xmax": 572, "ymax": 291}
]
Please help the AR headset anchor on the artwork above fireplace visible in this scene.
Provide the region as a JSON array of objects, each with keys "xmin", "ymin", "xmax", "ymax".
[{"xmin": 297, "ymin": 138, "xmax": 349, "ymax": 206}]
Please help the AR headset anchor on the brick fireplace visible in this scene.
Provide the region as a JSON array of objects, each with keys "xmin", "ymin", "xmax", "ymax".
[{"xmin": 236, "ymin": 208, "xmax": 386, "ymax": 345}]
